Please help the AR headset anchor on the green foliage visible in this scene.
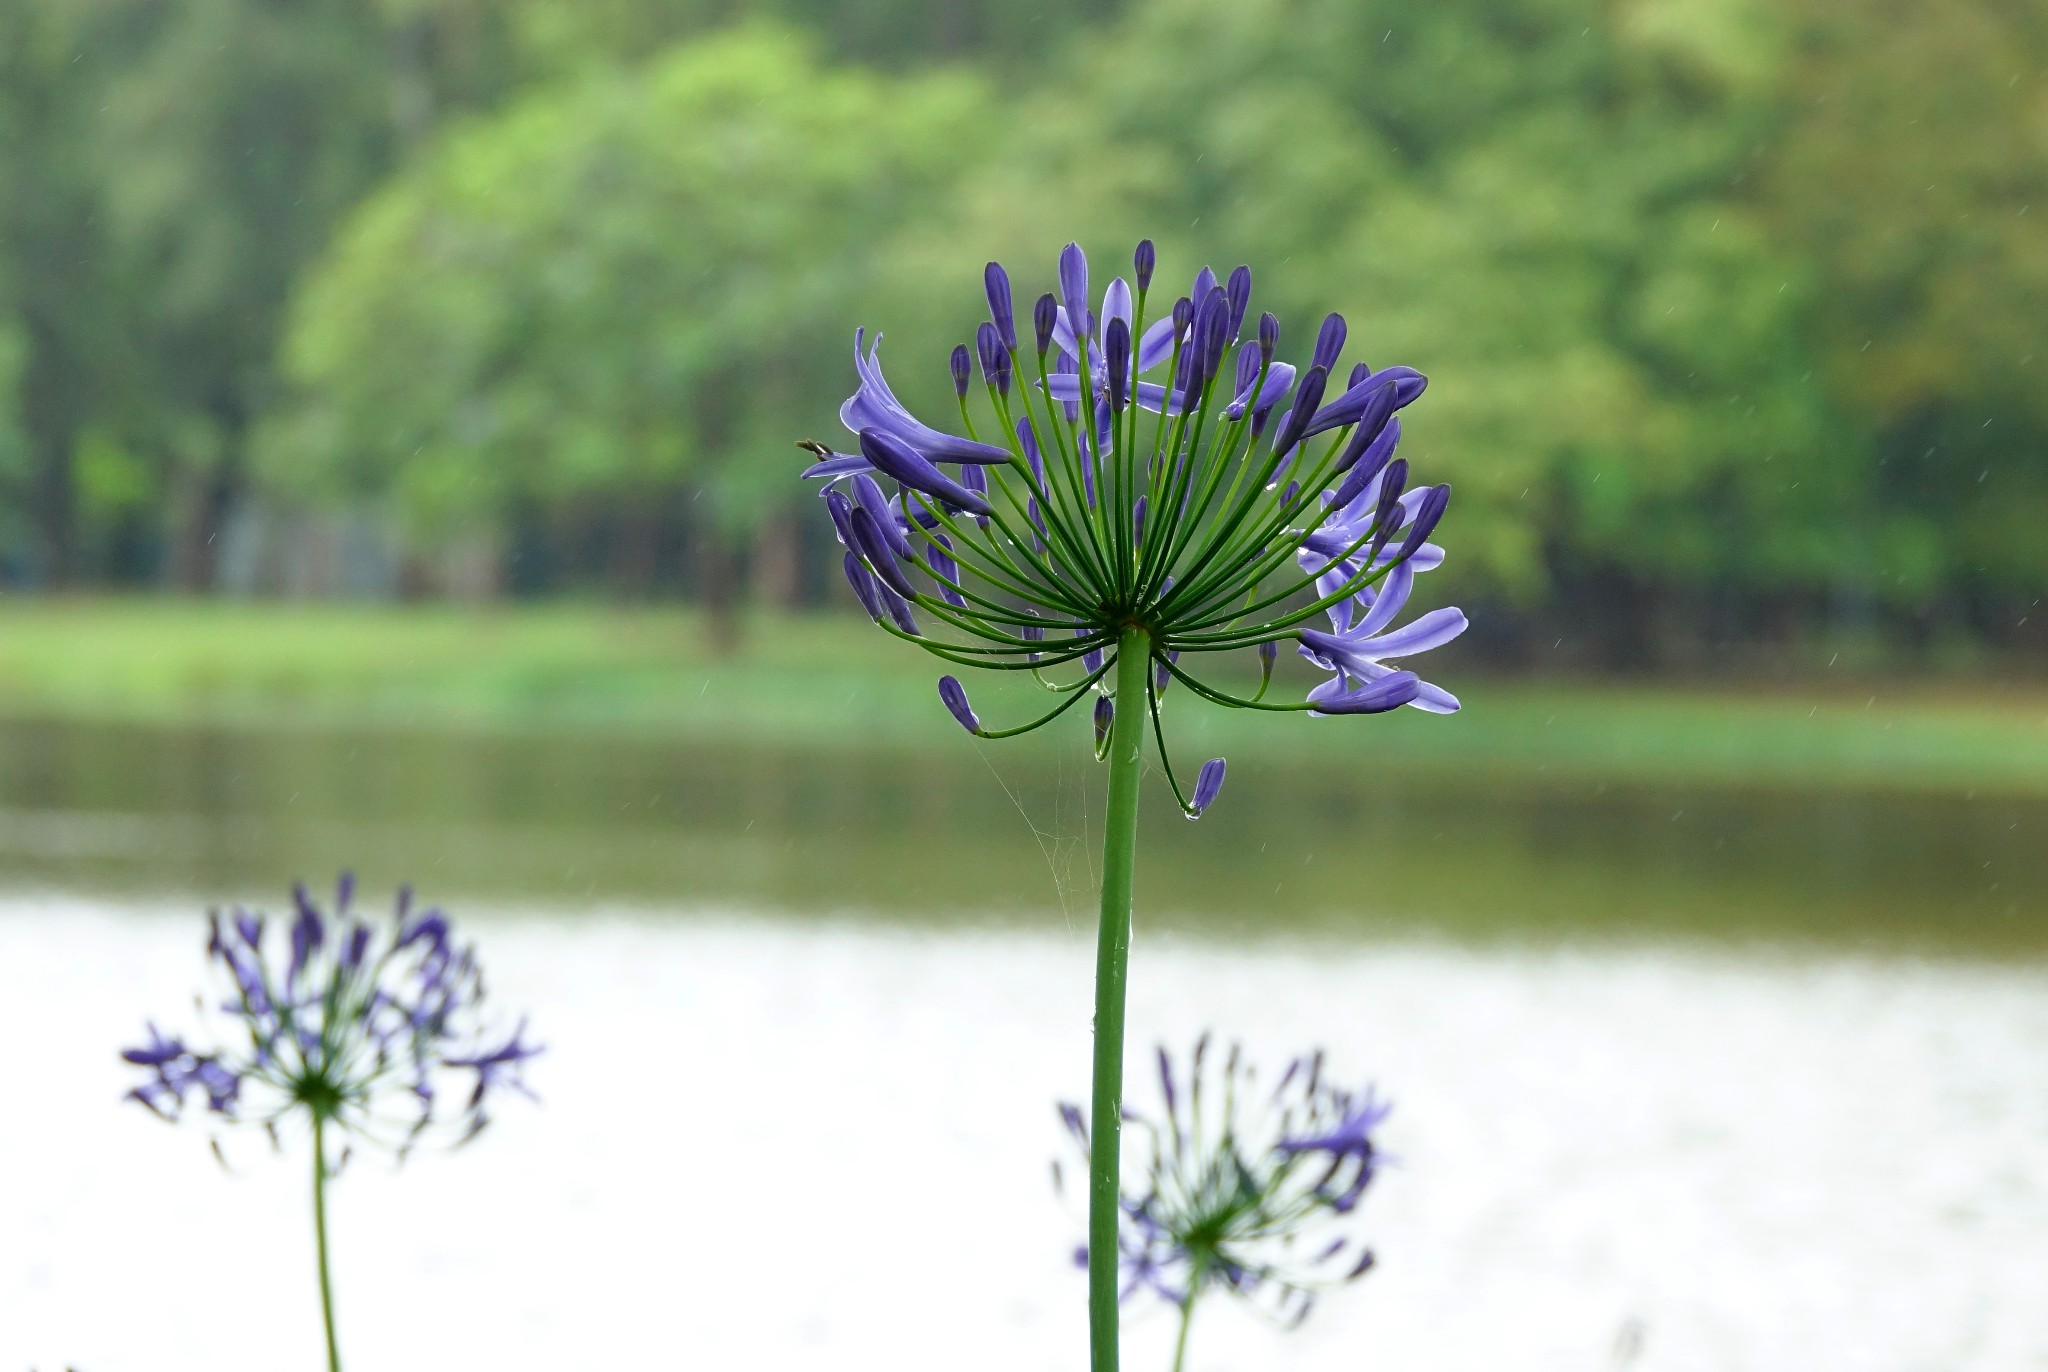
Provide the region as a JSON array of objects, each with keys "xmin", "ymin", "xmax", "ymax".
[
  {"xmin": 272, "ymin": 25, "xmax": 989, "ymax": 539},
  {"xmin": 0, "ymin": 0, "xmax": 2043, "ymax": 664}
]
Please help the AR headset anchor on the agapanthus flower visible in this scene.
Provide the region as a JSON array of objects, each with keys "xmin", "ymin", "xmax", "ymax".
[
  {"xmin": 1056, "ymin": 1036, "xmax": 1390, "ymax": 1342},
  {"xmin": 122, "ymin": 874, "xmax": 539, "ymax": 1159},
  {"xmin": 801, "ymin": 240, "xmax": 1466, "ymax": 816},
  {"xmin": 122, "ymin": 876, "xmax": 538, "ymax": 1372}
]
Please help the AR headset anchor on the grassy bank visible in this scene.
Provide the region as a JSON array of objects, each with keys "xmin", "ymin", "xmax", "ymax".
[{"xmin": 2, "ymin": 597, "xmax": 2045, "ymax": 796}]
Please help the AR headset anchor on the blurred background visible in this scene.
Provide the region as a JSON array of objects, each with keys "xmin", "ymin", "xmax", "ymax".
[{"xmin": 1, "ymin": 0, "xmax": 2045, "ymax": 1368}]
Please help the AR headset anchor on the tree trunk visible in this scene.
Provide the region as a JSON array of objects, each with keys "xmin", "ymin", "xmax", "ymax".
[
  {"xmin": 750, "ymin": 506, "xmax": 802, "ymax": 611},
  {"xmin": 696, "ymin": 522, "xmax": 741, "ymax": 652}
]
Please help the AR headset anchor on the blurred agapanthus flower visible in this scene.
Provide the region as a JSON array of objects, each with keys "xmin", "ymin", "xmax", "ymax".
[
  {"xmin": 801, "ymin": 240, "xmax": 1465, "ymax": 816},
  {"xmin": 1056, "ymin": 1036, "xmax": 1389, "ymax": 1340},
  {"xmin": 123, "ymin": 874, "xmax": 539, "ymax": 1160}
]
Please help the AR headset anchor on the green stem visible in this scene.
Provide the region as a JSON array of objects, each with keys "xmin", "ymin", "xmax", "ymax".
[
  {"xmin": 1169, "ymin": 1255, "xmax": 1210, "ymax": 1372},
  {"xmin": 1090, "ymin": 625, "xmax": 1152, "ymax": 1372},
  {"xmin": 312, "ymin": 1114, "xmax": 342, "ymax": 1372}
]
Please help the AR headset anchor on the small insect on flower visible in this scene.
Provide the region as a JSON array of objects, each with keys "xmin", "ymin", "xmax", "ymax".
[
  {"xmin": 800, "ymin": 240, "xmax": 1466, "ymax": 818},
  {"xmin": 121, "ymin": 876, "xmax": 539, "ymax": 1372},
  {"xmin": 1055, "ymin": 1036, "xmax": 1390, "ymax": 1365}
]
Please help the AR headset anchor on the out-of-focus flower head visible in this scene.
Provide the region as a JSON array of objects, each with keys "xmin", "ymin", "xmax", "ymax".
[
  {"xmin": 801, "ymin": 240, "xmax": 1465, "ymax": 817},
  {"xmin": 1055, "ymin": 1034, "xmax": 1389, "ymax": 1327},
  {"xmin": 121, "ymin": 875, "xmax": 540, "ymax": 1162}
]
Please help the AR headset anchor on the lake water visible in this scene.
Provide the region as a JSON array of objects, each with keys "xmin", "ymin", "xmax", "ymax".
[{"xmin": 2, "ymin": 717, "xmax": 2045, "ymax": 1370}]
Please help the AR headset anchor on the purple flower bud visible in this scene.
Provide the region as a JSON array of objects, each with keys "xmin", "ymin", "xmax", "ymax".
[
  {"xmin": 841, "ymin": 553, "xmax": 882, "ymax": 620},
  {"xmin": 1347, "ymin": 381, "xmax": 1403, "ymax": 467},
  {"xmin": 1307, "ymin": 366, "xmax": 1426, "ymax": 438},
  {"xmin": 848, "ymin": 506, "xmax": 916, "ymax": 598},
  {"xmin": 1093, "ymin": 694, "xmax": 1114, "ymax": 753},
  {"xmin": 1225, "ymin": 266, "xmax": 1252, "ymax": 340},
  {"xmin": 1017, "ymin": 417, "xmax": 1044, "ymax": 485},
  {"xmin": 960, "ymin": 462, "xmax": 989, "ymax": 528},
  {"xmin": 1268, "ymin": 364, "xmax": 1328, "ymax": 460},
  {"xmin": 1348, "ymin": 361, "xmax": 1371, "ymax": 390},
  {"xmin": 1258, "ymin": 312, "xmax": 1280, "ymax": 363},
  {"xmin": 1105, "ymin": 317, "xmax": 1131, "ymax": 410},
  {"xmin": 823, "ymin": 489, "xmax": 857, "ymax": 547},
  {"xmin": 976, "ymin": 322, "xmax": 1004, "ymax": 390},
  {"xmin": 1171, "ymin": 295, "xmax": 1192, "ymax": 336},
  {"xmin": 1133, "ymin": 239, "xmax": 1156, "ymax": 292},
  {"xmin": 1333, "ymin": 406, "xmax": 1400, "ymax": 480},
  {"xmin": 1059, "ymin": 242, "xmax": 1090, "ymax": 356},
  {"xmin": 1393, "ymin": 484, "xmax": 1451, "ymax": 562},
  {"xmin": 1188, "ymin": 758, "xmax": 1227, "ymax": 817},
  {"xmin": 937, "ymin": 676, "xmax": 981, "ymax": 735},
  {"xmin": 1033, "ymin": 293, "xmax": 1058, "ymax": 356},
  {"xmin": 851, "ymin": 473, "xmax": 910, "ymax": 558},
  {"xmin": 1190, "ymin": 266, "xmax": 1217, "ymax": 307},
  {"xmin": 985, "ymin": 262, "xmax": 1016, "ymax": 351},
  {"xmin": 1082, "ymin": 634, "xmax": 1104, "ymax": 675},
  {"xmin": 858, "ymin": 428, "xmax": 993, "ymax": 516},
  {"xmin": 1313, "ymin": 314, "xmax": 1347, "ymax": 373},
  {"xmin": 1367, "ymin": 458, "xmax": 1411, "ymax": 560},
  {"xmin": 1234, "ymin": 343, "xmax": 1261, "ymax": 400},
  {"xmin": 878, "ymin": 582, "xmax": 919, "ymax": 635},
  {"xmin": 1193, "ymin": 287, "xmax": 1230, "ymax": 388},
  {"xmin": 1258, "ymin": 638, "xmax": 1278, "ymax": 679},
  {"xmin": 1133, "ymin": 494, "xmax": 1148, "ymax": 547},
  {"xmin": 950, "ymin": 344, "xmax": 971, "ymax": 398}
]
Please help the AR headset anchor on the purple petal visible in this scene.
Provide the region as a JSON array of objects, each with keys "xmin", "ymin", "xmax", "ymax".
[{"xmin": 1307, "ymin": 671, "xmax": 1421, "ymax": 715}]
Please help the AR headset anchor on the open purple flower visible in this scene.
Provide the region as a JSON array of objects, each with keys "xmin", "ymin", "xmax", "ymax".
[{"xmin": 797, "ymin": 239, "xmax": 1465, "ymax": 819}]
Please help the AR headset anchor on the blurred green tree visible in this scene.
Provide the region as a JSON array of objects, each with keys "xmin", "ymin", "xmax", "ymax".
[
  {"xmin": 908, "ymin": 0, "xmax": 1863, "ymax": 665},
  {"xmin": 270, "ymin": 25, "xmax": 989, "ymax": 637}
]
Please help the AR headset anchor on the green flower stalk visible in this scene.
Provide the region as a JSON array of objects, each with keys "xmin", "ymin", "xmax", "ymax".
[{"xmin": 802, "ymin": 240, "xmax": 1464, "ymax": 1372}]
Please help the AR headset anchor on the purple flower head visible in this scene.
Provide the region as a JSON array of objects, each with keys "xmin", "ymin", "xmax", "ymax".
[
  {"xmin": 122, "ymin": 878, "xmax": 539, "ymax": 1160},
  {"xmin": 809, "ymin": 240, "xmax": 1463, "ymax": 816},
  {"xmin": 1056, "ymin": 1035, "xmax": 1389, "ymax": 1326}
]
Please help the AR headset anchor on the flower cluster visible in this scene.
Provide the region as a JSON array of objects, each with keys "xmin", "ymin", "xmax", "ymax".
[
  {"xmin": 802, "ymin": 240, "xmax": 1466, "ymax": 815},
  {"xmin": 1057, "ymin": 1036, "xmax": 1390, "ymax": 1329},
  {"xmin": 122, "ymin": 875, "xmax": 539, "ymax": 1160}
]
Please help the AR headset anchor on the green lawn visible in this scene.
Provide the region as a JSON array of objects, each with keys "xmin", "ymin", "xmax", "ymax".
[{"xmin": 2, "ymin": 596, "xmax": 2045, "ymax": 796}]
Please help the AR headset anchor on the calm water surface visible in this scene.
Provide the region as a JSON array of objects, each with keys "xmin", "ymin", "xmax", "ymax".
[
  {"xmin": 0, "ymin": 716, "xmax": 2040, "ymax": 953},
  {"xmin": 5, "ymin": 717, "xmax": 2046, "ymax": 1369}
]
